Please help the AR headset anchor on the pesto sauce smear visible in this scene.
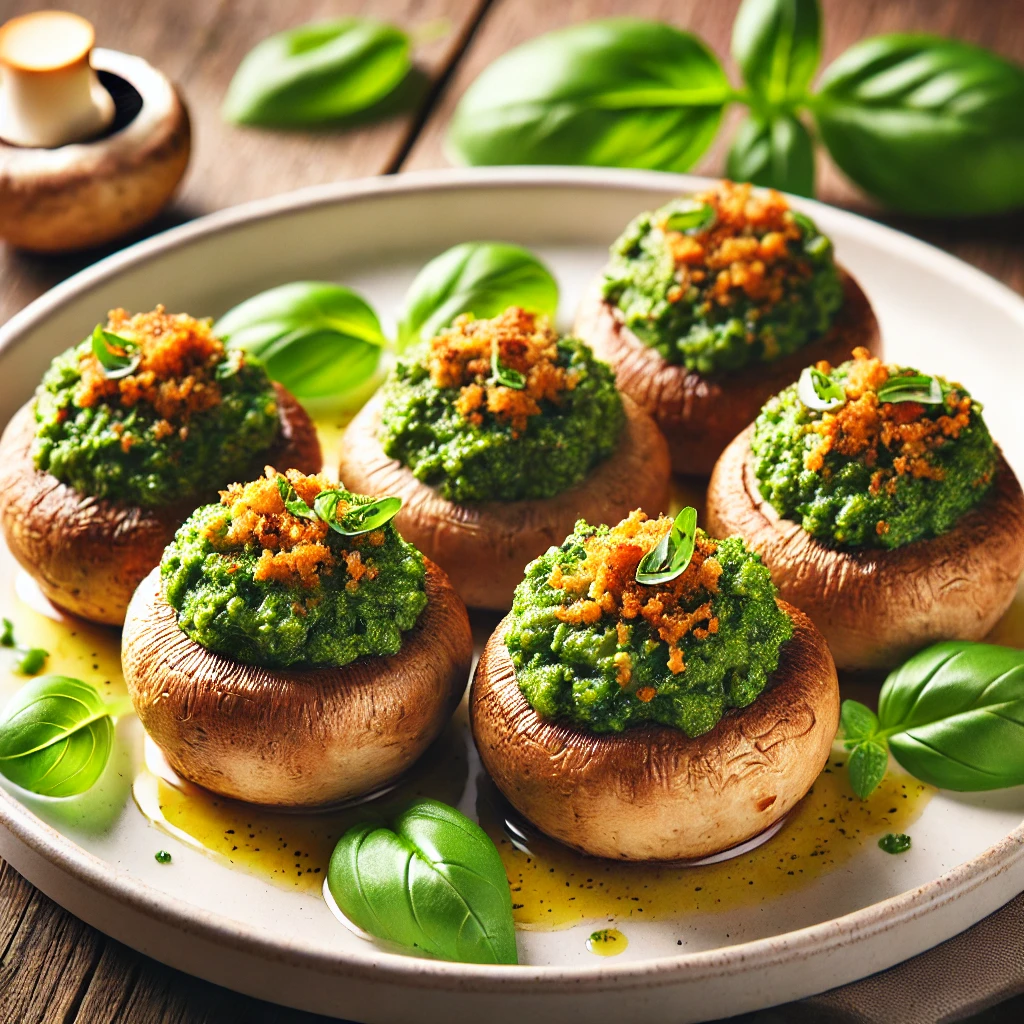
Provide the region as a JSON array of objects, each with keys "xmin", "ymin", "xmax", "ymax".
[
  {"xmin": 379, "ymin": 307, "xmax": 624, "ymax": 503},
  {"xmin": 161, "ymin": 470, "xmax": 427, "ymax": 668},
  {"xmin": 601, "ymin": 181, "xmax": 843, "ymax": 375},
  {"xmin": 752, "ymin": 349, "xmax": 998, "ymax": 549},
  {"xmin": 505, "ymin": 511, "xmax": 793, "ymax": 736},
  {"xmin": 32, "ymin": 308, "xmax": 280, "ymax": 508}
]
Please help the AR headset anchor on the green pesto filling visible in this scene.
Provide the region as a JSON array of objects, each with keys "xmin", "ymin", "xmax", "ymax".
[
  {"xmin": 600, "ymin": 200, "xmax": 843, "ymax": 375},
  {"xmin": 751, "ymin": 362, "xmax": 998, "ymax": 550},
  {"xmin": 378, "ymin": 336, "xmax": 624, "ymax": 503},
  {"xmin": 160, "ymin": 495, "xmax": 428, "ymax": 668},
  {"xmin": 504, "ymin": 521, "xmax": 793, "ymax": 737},
  {"xmin": 32, "ymin": 343, "xmax": 279, "ymax": 508}
]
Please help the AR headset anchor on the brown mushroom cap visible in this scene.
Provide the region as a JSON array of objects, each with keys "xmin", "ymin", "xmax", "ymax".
[
  {"xmin": 122, "ymin": 558, "xmax": 473, "ymax": 808},
  {"xmin": 574, "ymin": 268, "xmax": 881, "ymax": 477},
  {"xmin": 337, "ymin": 392, "xmax": 672, "ymax": 611},
  {"xmin": 707, "ymin": 425, "xmax": 1024, "ymax": 671},
  {"xmin": 0, "ymin": 381, "xmax": 321, "ymax": 625},
  {"xmin": 470, "ymin": 602, "xmax": 838, "ymax": 861},
  {"xmin": 0, "ymin": 48, "xmax": 190, "ymax": 252}
]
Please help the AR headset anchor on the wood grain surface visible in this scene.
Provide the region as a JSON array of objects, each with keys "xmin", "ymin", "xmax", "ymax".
[{"xmin": 0, "ymin": 1, "xmax": 1022, "ymax": 1021}]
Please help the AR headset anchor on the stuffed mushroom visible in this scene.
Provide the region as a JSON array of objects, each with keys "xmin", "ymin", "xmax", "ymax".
[
  {"xmin": 338, "ymin": 306, "xmax": 671, "ymax": 610},
  {"xmin": 575, "ymin": 181, "xmax": 880, "ymax": 476},
  {"xmin": 0, "ymin": 306, "xmax": 320, "ymax": 624},
  {"xmin": 471, "ymin": 509, "xmax": 838, "ymax": 861},
  {"xmin": 122, "ymin": 467, "xmax": 473, "ymax": 807},
  {"xmin": 707, "ymin": 348, "xmax": 1024, "ymax": 671}
]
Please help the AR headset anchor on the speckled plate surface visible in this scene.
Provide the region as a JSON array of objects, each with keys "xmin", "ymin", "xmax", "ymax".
[{"xmin": 0, "ymin": 168, "xmax": 1022, "ymax": 1023}]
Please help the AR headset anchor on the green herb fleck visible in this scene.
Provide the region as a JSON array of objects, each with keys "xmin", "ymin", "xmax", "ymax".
[
  {"xmin": 878, "ymin": 833, "xmax": 911, "ymax": 855},
  {"xmin": 490, "ymin": 337, "xmax": 526, "ymax": 390},
  {"xmin": 0, "ymin": 618, "xmax": 13, "ymax": 647},
  {"xmin": 90, "ymin": 324, "xmax": 140, "ymax": 379},
  {"xmin": 13, "ymin": 648, "xmax": 48, "ymax": 676},
  {"xmin": 155, "ymin": 850, "xmax": 173, "ymax": 864},
  {"xmin": 636, "ymin": 506, "xmax": 698, "ymax": 585}
]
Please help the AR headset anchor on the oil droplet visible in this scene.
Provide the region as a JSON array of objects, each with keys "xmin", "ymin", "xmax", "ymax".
[
  {"xmin": 587, "ymin": 928, "xmax": 627, "ymax": 956},
  {"xmin": 878, "ymin": 832, "xmax": 912, "ymax": 855}
]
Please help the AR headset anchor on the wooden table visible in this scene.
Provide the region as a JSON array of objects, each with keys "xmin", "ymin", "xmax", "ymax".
[{"xmin": 0, "ymin": 1, "xmax": 1021, "ymax": 1020}]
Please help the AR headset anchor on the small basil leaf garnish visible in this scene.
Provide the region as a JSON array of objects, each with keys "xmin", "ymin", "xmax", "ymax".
[
  {"xmin": 396, "ymin": 242, "xmax": 559, "ymax": 351},
  {"xmin": 797, "ymin": 365, "xmax": 847, "ymax": 411},
  {"xmin": 320, "ymin": 493, "xmax": 403, "ymax": 536},
  {"xmin": 876, "ymin": 373, "xmax": 943, "ymax": 405},
  {"xmin": 0, "ymin": 618, "xmax": 13, "ymax": 646},
  {"xmin": 636, "ymin": 506, "xmax": 698, "ymax": 586},
  {"xmin": 327, "ymin": 798, "xmax": 518, "ymax": 965},
  {"xmin": 847, "ymin": 740, "xmax": 889, "ymax": 800},
  {"xmin": 490, "ymin": 339, "xmax": 526, "ymax": 390},
  {"xmin": 0, "ymin": 676, "xmax": 132, "ymax": 797},
  {"xmin": 222, "ymin": 19, "xmax": 410, "ymax": 126},
  {"xmin": 90, "ymin": 324, "xmax": 140, "ymax": 379},
  {"xmin": 840, "ymin": 699, "xmax": 879, "ymax": 744},
  {"xmin": 276, "ymin": 476, "xmax": 317, "ymax": 521},
  {"xmin": 661, "ymin": 199, "xmax": 716, "ymax": 234}
]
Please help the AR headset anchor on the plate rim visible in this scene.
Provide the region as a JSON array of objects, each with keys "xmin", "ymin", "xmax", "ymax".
[{"xmin": 1, "ymin": 164, "xmax": 1022, "ymax": 993}]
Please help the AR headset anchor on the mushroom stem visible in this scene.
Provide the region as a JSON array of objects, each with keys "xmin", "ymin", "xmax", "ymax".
[{"xmin": 0, "ymin": 12, "xmax": 114, "ymax": 148}]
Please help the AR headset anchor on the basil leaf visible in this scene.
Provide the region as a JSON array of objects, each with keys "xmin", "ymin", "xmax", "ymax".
[
  {"xmin": 216, "ymin": 282, "xmax": 385, "ymax": 402},
  {"xmin": 847, "ymin": 740, "xmax": 889, "ymax": 799},
  {"xmin": 878, "ymin": 642, "xmax": 1024, "ymax": 791},
  {"xmin": 90, "ymin": 324, "xmax": 140, "ymax": 379},
  {"xmin": 840, "ymin": 699, "xmax": 879, "ymax": 743},
  {"xmin": 1, "ymin": 618, "xmax": 13, "ymax": 646},
  {"xmin": 636, "ymin": 506, "xmax": 698, "ymax": 585},
  {"xmin": 223, "ymin": 19, "xmax": 410, "ymax": 126},
  {"xmin": 327, "ymin": 799, "xmax": 517, "ymax": 965},
  {"xmin": 276, "ymin": 476, "xmax": 317, "ymax": 521},
  {"xmin": 0, "ymin": 676, "xmax": 129, "ymax": 797},
  {"xmin": 726, "ymin": 112, "xmax": 815, "ymax": 197},
  {"xmin": 797, "ymin": 365, "xmax": 847, "ymax": 411},
  {"xmin": 876, "ymin": 373, "xmax": 943, "ymax": 405},
  {"xmin": 321, "ymin": 494, "xmax": 402, "ymax": 536},
  {"xmin": 397, "ymin": 243, "xmax": 558, "ymax": 350},
  {"xmin": 661, "ymin": 199, "xmax": 716, "ymax": 234},
  {"xmin": 814, "ymin": 35, "xmax": 1024, "ymax": 216},
  {"xmin": 490, "ymin": 339, "xmax": 526, "ymax": 390},
  {"xmin": 732, "ymin": 0, "xmax": 821, "ymax": 107},
  {"xmin": 447, "ymin": 19, "xmax": 731, "ymax": 172}
]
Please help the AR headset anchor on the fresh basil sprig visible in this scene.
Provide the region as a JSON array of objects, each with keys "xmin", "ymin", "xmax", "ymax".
[
  {"xmin": 223, "ymin": 19, "xmax": 410, "ymax": 126},
  {"xmin": 447, "ymin": 0, "xmax": 1024, "ymax": 216},
  {"xmin": 797, "ymin": 365, "xmax": 847, "ymax": 412},
  {"xmin": 396, "ymin": 242, "xmax": 559, "ymax": 351},
  {"xmin": 315, "ymin": 491, "xmax": 402, "ymax": 536},
  {"xmin": 0, "ymin": 676, "xmax": 132, "ymax": 797},
  {"xmin": 90, "ymin": 324, "xmax": 140, "ymax": 379},
  {"xmin": 215, "ymin": 283, "xmax": 386, "ymax": 403},
  {"xmin": 876, "ymin": 374, "xmax": 944, "ymax": 405},
  {"xmin": 842, "ymin": 642, "xmax": 1024, "ymax": 799},
  {"xmin": 636, "ymin": 507, "xmax": 698, "ymax": 586},
  {"xmin": 327, "ymin": 798, "xmax": 518, "ymax": 965}
]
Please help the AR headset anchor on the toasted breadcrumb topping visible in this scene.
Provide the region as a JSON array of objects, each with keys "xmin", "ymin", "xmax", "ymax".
[
  {"xmin": 203, "ymin": 467, "xmax": 384, "ymax": 590},
  {"xmin": 427, "ymin": 307, "xmax": 577, "ymax": 435},
  {"xmin": 659, "ymin": 181, "xmax": 811, "ymax": 349},
  {"xmin": 549, "ymin": 510, "xmax": 722, "ymax": 686},
  {"xmin": 805, "ymin": 349, "xmax": 981, "ymax": 500},
  {"xmin": 76, "ymin": 306, "xmax": 230, "ymax": 428}
]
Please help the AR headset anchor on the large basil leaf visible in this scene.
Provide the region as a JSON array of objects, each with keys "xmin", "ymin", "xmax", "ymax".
[
  {"xmin": 0, "ymin": 676, "xmax": 130, "ymax": 797},
  {"xmin": 396, "ymin": 242, "xmax": 559, "ymax": 350},
  {"xmin": 726, "ymin": 112, "xmax": 815, "ymax": 196},
  {"xmin": 328, "ymin": 799, "xmax": 517, "ymax": 965},
  {"xmin": 879, "ymin": 642, "xmax": 1024, "ymax": 791},
  {"xmin": 813, "ymin": 35, "xmax": 1024, "ymax": 215},
  {"xmin": 732, "ymin": 0, "xmax": 821, "ymax": 106},
  {"xmin": 223, "ymin": 19, "xmax": 410, "ymax": 126},
  {"xmin": 215, "ymin": 282, "xmax": 386, "ymax": 402},
  {"xmin": 447, "ymin": 19, "xmax": 732, "ymax": 171}
]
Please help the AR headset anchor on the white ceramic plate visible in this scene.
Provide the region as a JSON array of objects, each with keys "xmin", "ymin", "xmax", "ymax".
[{"xmin": 0, "ymin": 168, "xmax": 1022, "ymax": 1024}]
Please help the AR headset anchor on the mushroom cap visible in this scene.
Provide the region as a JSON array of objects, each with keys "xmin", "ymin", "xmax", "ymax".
[
  {"xmin": 0, "ymin": 48, "xmax": 190, "ymax": 252},
  {"xmin": 574, "ymin": 268, "xmax": 881, "ymax": 477},
  {"xmin": 122, "ymin": 558, "xmax": 473, "ymax": 807},
  {"xmin": 470, "ymin": 602, "xmax": 838, "ymax": 861},
  {"xmin": 0, "ymin": 381, "xmax": 322, "ymax": 625},
  {"xmin": 706, "ymin": 425, "xmax": 1024, "ymax": 671},
  {"xmin": 337, "ymin": 391, "xmax": 672, "ymax": 611}
]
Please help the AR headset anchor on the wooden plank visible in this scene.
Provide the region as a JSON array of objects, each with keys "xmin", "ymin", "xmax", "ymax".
[
  {"xmin": 402, "ymin": 0, "xmax": 1024, "ymax": 291},
  {"xmin": 0, "ymin": 0, "xmax": 490, "ymax": 324}
]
